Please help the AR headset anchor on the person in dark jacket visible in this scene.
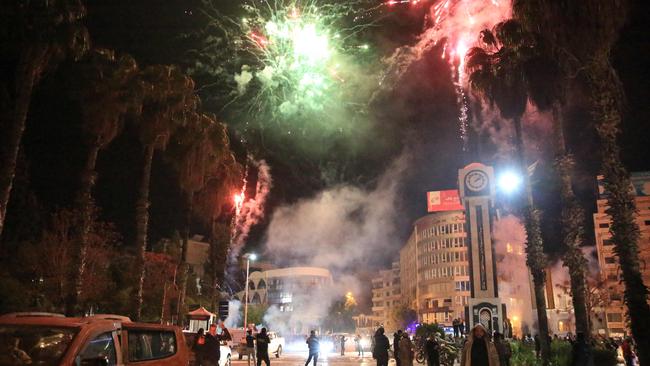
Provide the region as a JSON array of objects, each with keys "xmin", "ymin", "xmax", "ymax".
[
  {"xmin": 373, "ymin": 327, "xmax": 390, "ymax": 366},
  {"xmin": 256, "ymin": 327, "xmax": 271, "ymax": 366},
  {"xmin": 204, "ymin": 323, "xmax": 226, "ymax": 366},
  {"xmin": 393, "ymin": 330, "xmax": 403, "ymax": 366},
  {"xmin": 493, "ymin": 333, "xmax": 511, "ymax": 366},
  {"xmin": 305, "ymin": 330, "xmax": 320, "ymax": 366},
  {"xmin": 340, "ymin": 335, "xmax": 347, "ymax": 356},
  {"xmin": 193, "ymin": 328, "xmax": 207, "ymax": 366},
  {"xmin": 424, "ymin": 335, "xmax": 440, "ymax": 366}
]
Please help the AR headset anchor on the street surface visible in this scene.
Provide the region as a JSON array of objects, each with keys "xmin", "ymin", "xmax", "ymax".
[{"xmin": 232, "ymin": 352, "xmax": 386, "ymax": 366}]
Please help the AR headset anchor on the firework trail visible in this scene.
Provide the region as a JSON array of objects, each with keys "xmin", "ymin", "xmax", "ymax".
[
  {"xmin": 230, "ymin": 158, "xmax": 273, "ymax": 260},
  {"xmin": 383, "ymin": 0, "xmax": 511, "ymax": 150}
]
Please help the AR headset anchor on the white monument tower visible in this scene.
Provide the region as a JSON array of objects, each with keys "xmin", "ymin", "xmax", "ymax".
[{"xmin": 458, "ymin": 163, "xmax": 504, "ymax": 333}]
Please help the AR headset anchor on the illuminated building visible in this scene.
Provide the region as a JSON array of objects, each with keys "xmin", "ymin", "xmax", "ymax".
[
  {"xmin": 400, "ymin": 207, "xmax": 471, "ymax": 327},
  {"xmin": 234, "ymin": 267, "xmax": 333, "ymax": 311},
  {"xmin": 371, "ymin": 262, "xmax": 401, "ymax": 332},
  {"xmin": 594, "ymin": 173, "xmax": 650, "ymax": 337}
]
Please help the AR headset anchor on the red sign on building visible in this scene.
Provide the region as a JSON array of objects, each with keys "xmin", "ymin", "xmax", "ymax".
[{"xmin": 427, "ymin": 190, "xmax": 464, "ymax": 212}]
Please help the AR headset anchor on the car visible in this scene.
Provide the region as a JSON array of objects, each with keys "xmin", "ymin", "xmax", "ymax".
[
  {"xmin": 234, "ymin": 330, "xmax": 284, "ymax": 359},
  {"xmin": 267, "ymin": 332, "xmax": 284, "ymax": 358},
  {"xmin": 0, "ymin": 312, "xmax": 190, "ymax": 365}
]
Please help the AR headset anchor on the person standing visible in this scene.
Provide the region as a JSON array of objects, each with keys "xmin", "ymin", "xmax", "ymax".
[
  {"xmin": 204, "ymin": 323, "xmax": 224, "ymax": 366},
  {"xmin": 256, "ymin": 328, "xmax": 271, "ymax": 366},
  {"xmin": 340, "ymin": 335, "xmax": 347, "ymax": 356},
  {"xmin": 399, "ymin": 333, "xmax": 415, "ymax": 366},
  {"xmin": 534, "ymin": 334, "xmax": 541, "ymax": 358},
  {"xmin": 305, "ymin": 331, "xmax": 320, "ymax": 366},
  {"xmin": 244, "ymin": 329, "xmax": 257, "ymax": 366},
  {"xmin": 193, "ymin": 328, "xmax": 207, "ymax": 366},
  {"xmin": 424, "ymin": 335, "xmax": 440, "ymax": 366},
  {"xmin": 622, "ymin": 338, "xmax": 634, "ymax": 366},
  {"xmin": 354, "ymin": 334, "xmax": 364, "ymax": 357},
  {"xmin": 373, "ymin": 327, "xmax": 390, "ymax": 366},
  {"xmin": 459, "ymin": 324, "xmax": 500, "ymax": 366},
  {"xmin": 393, "ymin": 330, "xmax": 403, "ymax": 366},
  {"xmin": 453, "ymin": 319, "xmax": 460, "ymax": 338},
  {"xmin": 493, "ymin": 333, "xmax": 511, "ymax": 366}
]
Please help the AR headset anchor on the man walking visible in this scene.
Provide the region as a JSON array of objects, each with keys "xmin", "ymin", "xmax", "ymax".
[
  {"xmin": 256, "ymin": 328, "xmax": 271, "ymax": 366},
  {"xmin": 245, "ymin": 329, "xmax": 256, "ymax": 366},
  {"xmin": 393, "ymin": 330, "xmax": 403, "ymax": 366},
  {"xmin": 204, "ymin": 323, "xmax": 225, "ymax": 366},
  {"xmin": 305, "ymin": 330, "xmax": 320, "ymax": 366},
  {"xmin": 340, "ymin": 335, "xmax": 347, "ymax": 356}
]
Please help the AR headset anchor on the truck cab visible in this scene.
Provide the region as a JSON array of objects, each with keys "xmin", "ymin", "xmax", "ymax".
[{"xmin": 0, "ymin": 312, "xmax": 189, "ymax": 365}]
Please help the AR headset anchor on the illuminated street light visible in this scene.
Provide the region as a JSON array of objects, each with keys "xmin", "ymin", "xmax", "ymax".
[
  {"xmin": 497, "ymin": 171, "xmax": 523, "ymax": 194},
  {"xmin": 243, "ymin": 252, "xmax": 257, "ymax": 329}
]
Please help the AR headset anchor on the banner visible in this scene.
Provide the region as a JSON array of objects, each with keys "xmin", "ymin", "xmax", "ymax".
[{"xmin": 427, "ymin": 190, "xmax": 464, "ymax": 212}]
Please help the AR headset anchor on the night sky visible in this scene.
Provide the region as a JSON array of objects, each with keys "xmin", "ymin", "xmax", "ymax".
[{"xmin": 8, "ymin": 0, "xmax": 650, "ymax": 264}]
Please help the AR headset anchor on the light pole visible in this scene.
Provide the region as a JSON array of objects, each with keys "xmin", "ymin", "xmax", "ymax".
[{"xmin": 243, "ymin": 252, "xmax": 257, "ymax": 329}]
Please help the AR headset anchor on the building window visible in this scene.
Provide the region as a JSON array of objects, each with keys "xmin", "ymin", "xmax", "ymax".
[
  {"xmin": 605, "ymin": 257, "xmax": 616, "ymax": 264},
  {"xmin": 607, "ymin": 313, "xmax": 623, "ymax": 323},
  {"xmin": 599, "ymin": 223, "xmax": 609, "ymax": 228},
  {"xmin": 645, "ymin": 220, "xmax": 650, "ymax": 226},
  {"xmin": 603, "ymin": 239, "xmax": 614, "ymax": 246}
]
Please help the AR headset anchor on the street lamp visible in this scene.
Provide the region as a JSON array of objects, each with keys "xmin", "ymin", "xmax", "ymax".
[
  {"xmin": 243, "ymin": 252, "xmax": 257, "ymax": 329},
  {"xmin": 497, "ymin": 170, "xmax": 523, "ymax": 194}
]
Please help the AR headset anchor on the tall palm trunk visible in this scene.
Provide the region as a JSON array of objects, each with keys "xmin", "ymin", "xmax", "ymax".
[
  {"xmin": 0, "ymin": 48, "xmax": 45, "ymax": 240},
  {"xmin": 588, "ymin": 60, "xmax": 650, "ymax": 365},
  {"xmin": 134, "ymin": 144, "xmax": 155, "ymax": 320},
  {"xmin": 513, "ymin": 116, "xmax": 551, "ymax": 365},
  {"xmin": 176, "ymin": 190, "xmax": 192, "ymax": 324},
  {"xmin": 552, "ymin": 105, "xmax": 591, "ymax": 337},
  {"xmin": 64, "ymin": 142, "xmax": 100, "ymax": 315}
]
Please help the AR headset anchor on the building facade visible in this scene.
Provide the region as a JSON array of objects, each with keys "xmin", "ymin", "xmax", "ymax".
[
  {"xmin": 594, "ymin": 173, "xmax": 650, "ymax": 337},
  {"xmin": 399, "ymin": 210, "xmax": 471, "ymax": 326},
  {"xmin": 236, "ymin": 267, "xmax": 333, "ymax": 310},
  {"xmin": 371, "ymin": 262, "xmax": 401, "ymax": 332}
]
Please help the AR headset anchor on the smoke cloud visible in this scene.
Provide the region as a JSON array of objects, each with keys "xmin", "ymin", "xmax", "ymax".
[
  {"xmin": 224, "ymin": 299, "xmax": 243, "ymax": 328},
  {"xmin": 265, "ymin": 152, "xmax": 410, "ymax": 270},
  {"xmin": 493, "ymin": 214, "xmax": 536, "ymax": 336}
]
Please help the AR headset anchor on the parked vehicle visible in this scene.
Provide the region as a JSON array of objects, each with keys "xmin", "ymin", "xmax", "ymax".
[
  {"xmin": 234, "ymin": 330, "xmax": 284, "ymax": 359},
  {"xmin": 0, "ymin": 312, "xmax": 190, "ymax": 365}
]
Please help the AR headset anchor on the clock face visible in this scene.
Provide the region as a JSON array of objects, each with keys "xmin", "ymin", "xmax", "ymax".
[{"xmin": 465, "ymin": 170, "xmax": 489, "ymax": 192}]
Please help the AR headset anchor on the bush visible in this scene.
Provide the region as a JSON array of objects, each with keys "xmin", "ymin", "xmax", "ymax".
[
  {"xmin": 593, "ymin": 347, "xmax": 617, "ymax": 366},
  {"xmin": 549, "ymin": 340, "xmax": 572, "ymax": 366},
  {"xmin": 510, "ymin": 341, "xmax": 541, "ymax": 366}
]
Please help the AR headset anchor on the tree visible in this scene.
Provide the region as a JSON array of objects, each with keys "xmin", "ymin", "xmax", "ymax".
[
  {"xmin": 166, "ymin": 112, "xmax": 231, "ymax": 321},
  {"xmin": 132, "ymin": 65, "xmax": 197, "ymax": 320},
  {"xmin": 513, "ymin": 1, "xmax": 650, "ymax": 363},
  {"xmin": 391, "ymin": 304, "xmax": 418, "ymax": 332},
  {"xmin": 65, "ymin": 48, "xmax": 140, "ymax": 315},
  {"xmin": 0, "ymin": 0, "xmax": 90, "ymax": 239},
  {"xmin": 466, "ymin": 20, "xmax": 551, "ymax": 364}
]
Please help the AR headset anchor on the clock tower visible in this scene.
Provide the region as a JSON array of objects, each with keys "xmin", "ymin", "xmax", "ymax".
[{"xmin": 458, "ymin": 163, "xmax": 504, "ymax": 333}]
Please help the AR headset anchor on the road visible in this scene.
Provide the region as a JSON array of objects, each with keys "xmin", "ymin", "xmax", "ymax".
[{"xmin": 232, "ymin": 352, "xmax": 389, "ymax": 366}]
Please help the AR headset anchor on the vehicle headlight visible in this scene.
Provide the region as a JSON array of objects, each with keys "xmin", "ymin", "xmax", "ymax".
[
  {"xmin": 360, "ymin": 339, "xmax": 370, "ymax": 348},
  {"xmin": 321, "ymin": 341, "xmax": 334, "ymax": 353}
]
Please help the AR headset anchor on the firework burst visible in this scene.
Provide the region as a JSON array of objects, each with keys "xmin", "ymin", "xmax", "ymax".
[{"xmin": 191, "ymin": 0, "xmax": 380, "ymax": 138}]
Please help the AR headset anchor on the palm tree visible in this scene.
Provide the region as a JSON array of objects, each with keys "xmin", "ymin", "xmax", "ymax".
[
  {"xmin": 513, "ymin": 1, "xmax": 650, "ymax": 362},
  {"xmin": 516, "ymin": 26, "xmax": 594, "ymax": 349},
  {"xmin": 166, "ymin": 112, "xmax": 231, "ymax": 320},
  {"xmin": 132, "ymin": 65, "xmax": 197, "ymax": 320},
  {"xmin": 466, "ymin": 20, "xmax": 551, "ymax": 364},
  {"xmin": 62, "ymin": 49, "xmax": 140, "ymax": 315},
  {"xmin": 0, "ymin": 0, "xmax": 90, "ymax": 240}
]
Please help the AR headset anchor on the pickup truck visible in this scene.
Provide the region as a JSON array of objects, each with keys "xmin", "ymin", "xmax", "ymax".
[
  {"xmin": 234, "ymin": 330, "xmax": 284, "ymax": 359},
  {"xmin": 0, "ymin": 312, "xmax": 189, "ymax": 365}
]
